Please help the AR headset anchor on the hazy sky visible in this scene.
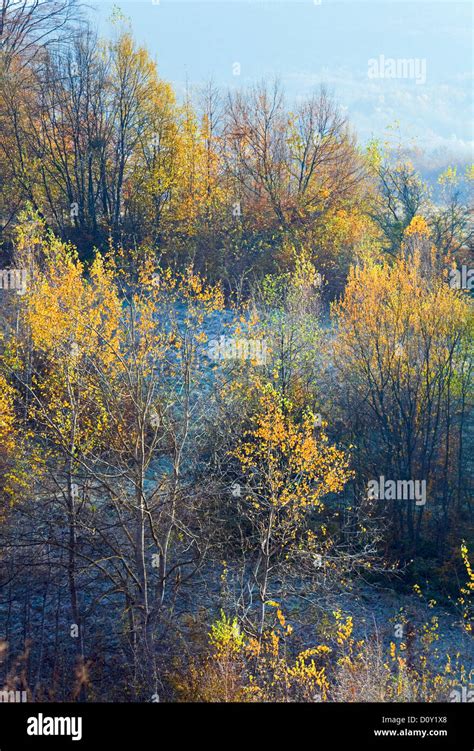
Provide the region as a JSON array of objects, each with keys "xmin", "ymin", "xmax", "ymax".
[{"xmin": 90, "ymin": 1, "xmax": 473, "ymax": 164}]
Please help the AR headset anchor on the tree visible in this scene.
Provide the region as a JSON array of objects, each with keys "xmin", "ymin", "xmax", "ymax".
[
  {"xmin": 0, "ymin": 25, "xmax": 181, "ymax": 251},
  {"xmin": 0, "ymin": 0, "xmax": 80, "ymax": 70},
  {"xmin": 2, "ymin": 214, "xmax": 226, "ymax": 696},
  {"xmin": 367, "ymin": 143, "xmax": 427, "ymax": 256},
  {"xmin": 332, "ymin": 235, "xmax": 472, "ymax": 555},
  {"xmin": 231, "ymin": 383, "xmax": 353, "ymax": 637}
]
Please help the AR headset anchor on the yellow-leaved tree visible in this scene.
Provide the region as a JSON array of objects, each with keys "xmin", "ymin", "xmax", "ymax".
[
  {"xmin": 332, "ymin": 247, "xmax": 472, "ymax": 553},
  {"xmin": 2, "ymin": 215, "xmax": 122, "ymax": 672},
  {"xmin": 231, "ymin": 383, "xmax": 353, "ymax": 636},
  {"xmin": 0, "ymin": 374, "xmax": 29, "ymax": 513}
]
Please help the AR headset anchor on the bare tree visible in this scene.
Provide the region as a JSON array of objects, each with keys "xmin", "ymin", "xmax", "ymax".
[{"xmin": 0, "ymin": 0, "xmax": 81, "ymax": 70}]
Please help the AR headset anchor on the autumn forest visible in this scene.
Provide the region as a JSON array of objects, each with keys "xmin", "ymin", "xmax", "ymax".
[{"xmin": 0, "ymin": 0, "xmax": 472, "ymax": 706}]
